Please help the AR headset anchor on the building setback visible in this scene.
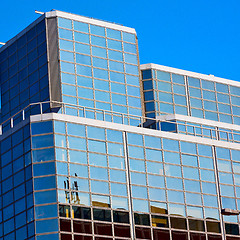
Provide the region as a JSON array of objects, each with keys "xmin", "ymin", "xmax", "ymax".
[{"xmin": 0, "ymin": 9, "xmax": 240, "ymax": 240}]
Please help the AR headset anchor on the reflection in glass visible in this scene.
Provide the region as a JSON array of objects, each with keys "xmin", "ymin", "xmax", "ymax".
[
  {"xmin": 92, "ymin": 194, "xmax": 110, "ymax": 208},
  {"xmin": 187, "ymin": 206, "xmax": 203, "ymax": 219},
  {"xmin": 133, "ymin": 199, "xmax": 149, "ymax": 212},
  {"xmin": 59, "ymin": 205, "xmax": 70, "ymax": 217},
  {"xmin": 71, "ymin": 192, "xmax": 90, "ymax": 206},
  {"xmin": 112, "ymin": 196, "xmax": 128, "ymax": 210},
  {"xmin": 168, "ymin": 203, "xmax": 185, "ymax": 217},
  {"xmin": 150, "ymin": 201, "xmax": 168, "ymax": 214}
]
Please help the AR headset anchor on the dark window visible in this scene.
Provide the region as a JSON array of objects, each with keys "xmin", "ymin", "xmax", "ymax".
[
  {"xmin": 94, "ymin": 223, "xmax": 112, "ymax": 236},
  {"xmin": 135, "ymin": 227, "xmax": 151, "ymax": 239},
  {"xmin": 74, "ymin": 235, "xmax": 93, "ymax": 240},
  {"xmin": 172, "ymin": 231, "xmax": 188, "ymax": 240},
  {"xmin": 142, "ymin": 70, "xmax": 152, "ymax": 80},
  {"xmin": 95, "ymin": 238, "xmax": 113, "ymax": 240},
  {"xmin": 225, "ymin": 223, "xmax": 239, "ymax": 235},
  {"xmin": 93, "ymin": 209, "xmax": 111, "ymax": 222},
  {"xmin": 134, "ymin": 213, "xmax": 150, "ymax": 226},
  {"xmin": 72, "ymin": 206, "xmax": 91, "ymax": 220},
  {"xmin": 170, "ymin": 217, "xmax": 187, "ymax": 230},
  {"xmin": 207, "ymin": 235, "xmax": 222, "ymax": 240},
  {"xmin": 60, "ymin": 219, "xmax": 71, "ymax": 232},
  {"xmin": 190, "ymin": 233, "xmax": 206, "ymax": 240},
  {"xmin": 189, "ymin": 219, "xmax": 205, "ymax": 232},
  {"xmin": 206, "ymin": 221, "xmax": 221, "ymax": 233},
  {"xmin": 113, "ymin": 211, "xmax": 129, "ymax": 223},
  {"xmin": 226, "ymin": 237, "xmax": 240, "ymax": 240},
  {"xmin": 153, "ymin": 229, "xmax": 170, "ymax": 240},
  {"xmin": 61, "ymin": 234, "xmax": 72, "ymax": 240},
  {"xmin": 73, "ymin": 220, "xmax": 92, "ymax": 234},
  {"xmin": 114, "ymin": 224, "xmax": 131, "ymax": 237}
]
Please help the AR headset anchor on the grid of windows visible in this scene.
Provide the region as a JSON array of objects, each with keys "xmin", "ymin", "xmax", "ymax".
[
  {"xmin": 28, "ymin": 120, "xmax": 240, "ymax": 239},
  {"xmin": 128, "ymin": 133, "xmax": 226, "ymax": 239},
  {"xmin": 0, "ymin": 19, "xmax": 50, "ymax": 127},
  {"xmin": 142, "ymin": 69, "xmax": 188, "ymax": 119},
  {"xmin": 31, "ymin": 121, "xmax": 59, "ymax": 238},
  {"xmin": 216, "ymin": 148, "xmax": 240, "ymax": 220},
  {"xmin": 142, "ymin": 69, "xmax": 240, "ymax": 125},
  {"xmin": 55, "ymin": 121, "xmax": 131, "ymax": 239},
  {"xmin": 0, "ymin": 124, "xmax": 34, "ymax": 240},
  {"xmin": 57, "ymin": 17, "xmax": 142, "ymax": 122}
]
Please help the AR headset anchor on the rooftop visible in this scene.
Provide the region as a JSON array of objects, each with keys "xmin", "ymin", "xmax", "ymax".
[
  {"xmin": 141, "ymin": 63, "xmax": 240, "ymax": 87},
  {"xmin": 0, "ymin": 9, "xmax": 136, "ymax": 53}
]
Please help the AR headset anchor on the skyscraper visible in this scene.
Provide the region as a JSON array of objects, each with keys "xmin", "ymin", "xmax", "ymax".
[{"xmin": 0, "ymin": 10, "xmax": 240, "ymax": 240}]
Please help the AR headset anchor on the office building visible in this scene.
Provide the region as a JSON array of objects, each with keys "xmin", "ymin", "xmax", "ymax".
[{"xmin": 0, "ymin": 10, "xmax": 240, "ymax": 240}]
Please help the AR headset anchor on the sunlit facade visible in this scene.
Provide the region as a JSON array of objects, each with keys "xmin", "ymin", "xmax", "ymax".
[{"xmin": 0, "ymin": 10, "xmax": 240, "ymax": 240}]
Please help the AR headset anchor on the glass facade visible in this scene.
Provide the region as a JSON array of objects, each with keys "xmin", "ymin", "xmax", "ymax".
[
  {"xmin": 0, "ymin": 124, "xmax": 34, "ymax": 240},
  {"xmin": 29, "ymin": 119, "xmax": 240, "ymax": 240},
  {"xmin": 0, "ymin": 9, "xmax": 240, "ymax": 240},
  {"xmin": 142, "ymin": 68, "xmax": 240, "ymax": 125},
  {"xmin": 57, "ymin": 17, "xmax": 142, "ymax": 121},
  {"xmin": 0, "ymin": 18, "xmax": 49, "ymax": 130}
]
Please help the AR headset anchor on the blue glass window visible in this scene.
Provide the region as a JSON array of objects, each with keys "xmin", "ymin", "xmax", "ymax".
[
  {"xmin": 59, "ymin": 40, "xmax": 74, "ymax": 51},
  {"xmin": 76, "ymin": 54, "xmax": 91, "ymax": 65},
  {"xmin": 74, "ymin": 32, "xmax": 89, "ymax": 44},
  {"xmin": 76, "ymin": 65, "xmax": 92, "ymax": 77},
  {"xmin": 123, "ymin": 43, "xmax": 136, "ymax": 54},
  {"xmin": 74, "ymin": 21, "xmax": 89, "ymax": 33},
  {"xmin": 34, "ymin": 176, "xmax": 56, "ymax": 190},
  {"xmin": 125, "ymin": 53, "xmax": 138, "ymax": 64},
  {"xmin": 93, "ymin": 68, "xmax": 108, "ymax": 80},
  {"xmin": 107, "ymin": 29, "xmax": 121, "ymax": 40},
  {"xmin": 91, "ymin": 181, "xmax": 109, "ymax": 194},
  {"xmin": 31, "ymin": 121, "xmax": 53, "ymax": 135},
  {"xmin": 108, "ymin": 50, "xmax": 123, "ymax": 61},
  {"xmin": 108, "ymin": 39, "xmax": 122, "ymax": 51},
  {"xmin": 92, "ymin": 57, "xmax": 108, "ymax": 69},
  {"xmin": 68, "ymin": 136, "xmax": 86, "ymax": 150},
  {"xmin": 75, "ymin": 43, "xmax": 90, "ymax": 55},
  {"xmin": 58, "ymin": 18, "xmax": 72, "ymax": 29},
  {"xmin": 77, "ymin": 76, "xmax": 92, "ymax": 88},
  {"xmin": 91, "ymin": 35, "xmax": 106, "ymax": 47},
  {"xmin": 33, "ymin": 162, "xmax": 55, "ymax": 176},
  {"xmin": 36, "ymin": 219, "xmax": 59, "ymax": 234},
  {"xmin": 59, "ymin": 28, "xmax": 73, "ymax": 40},
  {"xmin": 92, "ymin": 46, "xmax": 107, "ymax": 58},
  {"xmin": 122, "ymin": 32, "xmax": 136, "ymax": 43},
  {"xmin": 35, "ymin": 205, "xmax": 58, "ymax": 219},
  {"xmin": 61, "ymin": 61, "xmax": 75, "ymax": 74},
  {"xmin": 32, "ymin": 135, "xmax": 54, "ymax": 149},
  {"xmin": 90, "ymin": 25, "xmax": 105, "ymax": 36},
  {"xmin": 88, "ymin": 126, "xmax": 105, "ymax": 140},
  {"xmin": 60, "ymin": 51, "xmax": 74, "ymax": 62}
]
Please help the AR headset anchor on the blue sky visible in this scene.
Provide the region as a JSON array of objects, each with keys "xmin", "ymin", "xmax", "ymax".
[{"xmin": 1, "ymin": 0, "xmax": 240, "ymax": 81}]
